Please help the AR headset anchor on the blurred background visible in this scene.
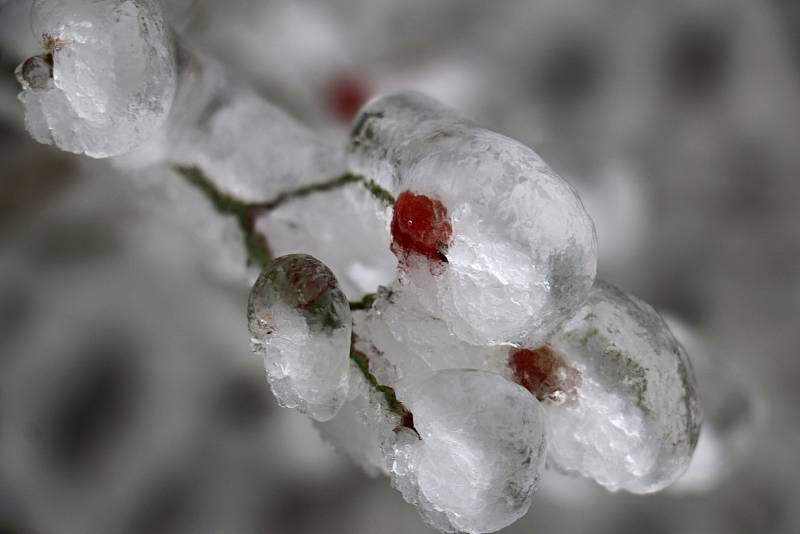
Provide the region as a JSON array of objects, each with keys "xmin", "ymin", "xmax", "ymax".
[{"xmin": 1, "ymin": 0, "xmax": 799, "ymax": 532}]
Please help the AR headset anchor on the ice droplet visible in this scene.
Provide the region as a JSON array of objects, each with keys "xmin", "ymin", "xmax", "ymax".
[
  {"xmin": 390, "ymin": 369, "xmax": 547, "ymax": 534},
  {"xmin": 541, "ymin": 280, "xmax": 701, "ymax": 493},
  {"xmin": 248, "ymin": 254, "xmax": 352, "ymax": 422},
  {"xmin": 348, "ymin": 92, "xmax": 597, "ymax": 345}
]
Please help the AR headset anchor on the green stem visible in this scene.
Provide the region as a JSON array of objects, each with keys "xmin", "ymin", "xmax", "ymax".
[
  {"xmin": 361, "ymin": 178, "xmax": 396, "ymax": 206},
  {"xmin": 250, "ymin": 171, "xmax": 394, "ymax": 209},
  {"xmin": 348, "ymin": 292, "xmax": 414, "ymax": 425},
  {"xmin": 175, "ymin": 165, "xmax": 274, "ymax": 267},
  {"xmin": 174, "ymin": 165, "xmax": 395, "ymax": 268}
]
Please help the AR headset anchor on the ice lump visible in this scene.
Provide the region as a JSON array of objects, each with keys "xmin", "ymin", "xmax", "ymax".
[
  {"xmin": 16, "ymin": 0, "xmax": 176, "ymax": 157},
  {"xmin": 248, "ymin": 254, "xmax": 352, "ymax": 422}
]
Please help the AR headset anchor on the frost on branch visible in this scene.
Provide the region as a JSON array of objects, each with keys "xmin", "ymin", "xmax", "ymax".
[
  {"xmin": 540, "ymin": 280, "xmax": 701, "ymax": 493},
  {"xmin": 391, "ymin": 190, "xmax": 453, "ymax": 265},
  {"xmin": 508, "ymin": 345, "xmax": 581, "ymax": 402},
  {"xmin": 167, "ymin": 58, "xmax": 346, "ymax": 202},
  {"xmin": 16, "ymin": 0, "xmax": 176, "ymax": 157},
  {"xmin": 348, "ymin": 92, "xmax": 598, "ymax": 345},
  {"xmin": 248, "ymin": 254, "xmax": 351, "ymax": 422}
]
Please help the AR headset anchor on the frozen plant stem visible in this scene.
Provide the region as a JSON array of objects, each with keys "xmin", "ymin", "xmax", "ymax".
[
  {"xmin": 350, "ymin": 334, "xmax": 416, "ymax": 431},
  {"xmin": 175, "ymin": 165, "xmax": 274, "ymax": 267},
  {"xmin": 173, "ymin": 164, "xmax": 410, "ymax": 422},
  {"xmin": 173, "ymin": 164, "xmax": 395, "ymax": 268}
]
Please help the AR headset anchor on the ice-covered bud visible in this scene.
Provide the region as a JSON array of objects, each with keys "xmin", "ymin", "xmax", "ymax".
[
  {"xmin": 509, "ymin": 345, "xmax": 581, "ymax": 402},
  {"xmin": 17, "ymin": 0, "xmax": 176, "ymax": 157},
  {"xmin": 391, "ymin": 190, "xmax": 453, "ymax": 266},
  {"xmin": 348, "ymin": 92, "xmax": 597, "ymax": 345},
  {"xmin": 542, "ymin": 280, "xmax": 701, "ymax": 493},
  {"xmin": 390, "ymin": 369, "xmax": 547, "ymax": 534},
  {"xmin": 248, "ymin": 254, "xmax": 352, "ymax": 422}
]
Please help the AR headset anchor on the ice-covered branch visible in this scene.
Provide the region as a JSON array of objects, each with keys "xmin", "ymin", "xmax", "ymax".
[
  {"xmin": 16, "ymin": 0, "xmax": 348, "ymax": 207},
  {"xmin": 13, "ymin": 2, "xmax": 703, "ymax": 533},
  {"xmin": 173, "ymin": 165, "xmax": 395, "ymax": 268},
  {"xmin": 173, "ymin": 165, "xmax": 274, "ymax": 267},
  {"xmin": 242, "ymin": 92, "xmax": 700, "ymax": 533}
]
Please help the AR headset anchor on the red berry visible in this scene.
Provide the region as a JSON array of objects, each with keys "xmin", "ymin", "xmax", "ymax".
[
  {"xmin": 509, "ymin": 346, "xmax": 580, "ymax": 402},
  {"xmin": 390, "ymin": 190, "xmax": 453, "ymax": 264},
  {"xmin": 327, "ymin": 71, "xmax": 371, "ymax": 122}
]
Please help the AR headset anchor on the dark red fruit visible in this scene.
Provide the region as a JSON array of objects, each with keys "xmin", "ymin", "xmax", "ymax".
[
  {"xmin": 390, "ymin": 190, "xmax": 452, "ymax": 264},
  {"xmin": 327, "ymin": 71, "xmax": 371, "ymax": 122},
  {"xmin": 509, "ymin": 345, "xmax": 580, "ymax": 402}
]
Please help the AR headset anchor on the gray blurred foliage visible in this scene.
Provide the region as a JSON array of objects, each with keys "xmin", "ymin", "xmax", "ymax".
[{"xmin": 1, "ymin": 0, "xmax": 799, "ymax": 533}]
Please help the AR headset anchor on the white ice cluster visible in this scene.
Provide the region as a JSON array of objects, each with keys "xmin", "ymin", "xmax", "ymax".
[
  {"xmin": 14, "ymin": 5, "xmax": 703, "ymax": 531},
  {"xmin": 16, "ymin": 0, "xmax": 176, "ymax": 157},
  {"xmin": 543, "ymin": 281, "xmax": 701, "ymax": 493},
  {"xmin": 389, "ymin": 370, "xmax": 547, "ymax": 534},
  {"xmin": 359, "ymin": 285, "xmax": 509, "ymax": 391},
  {"xmin": 347, "ymin": 92, "xmax": 598, "ymax": 346},
  {"xmin": 241, "ymin": 94, "xmax": 699, "ymax": 532},
  {"xmin": 164, "ymin": 55, "xmax": 346, "ymax": 202}
]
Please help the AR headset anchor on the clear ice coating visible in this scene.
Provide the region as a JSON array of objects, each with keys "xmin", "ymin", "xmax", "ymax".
[
  {"xmin": 17, "ymin": 0, "xmax": 176, "ymax": 157},
  {"xmin": 248, "ymin": 254, "xmax": 352, "ymax": 422},
  {"xmin": 362, "ymin": 285, "xmax": 509, "ymax": 388},
  {"xmin": 255, "ymin": 180, "xmax": 396, "ymax": 299},
  {"xmin": 314, "ymin": 360, "xmax": 399, "ymax": 476},
  {"xmin": 540, "ymin": 280, "xmax": 701, "ymax": 493},
  {"xmin": 347, "ymin": 92, "xmax": 598, "ymax": 345},
  {"xmin": 389, "ymin": 369, "xmax": 547, "ymax": 534},
  {"xmin": 166, "ymin": 55, "xmax": 347, "ymax": 201}
]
